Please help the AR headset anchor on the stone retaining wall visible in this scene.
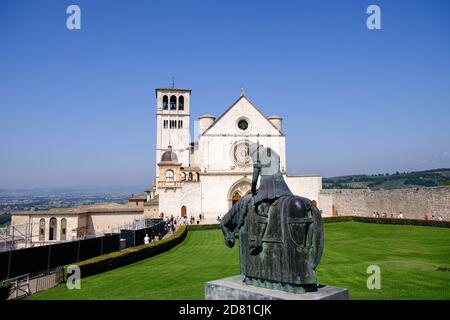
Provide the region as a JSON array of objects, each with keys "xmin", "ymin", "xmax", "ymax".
[{"xmin": 318, "ymin": 187, "xmax": 450, "ymax": 220}]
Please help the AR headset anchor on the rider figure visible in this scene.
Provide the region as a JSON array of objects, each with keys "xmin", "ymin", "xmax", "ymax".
[
  {"xmin": 249, "ymin": 142, "xmax": 293, "ymax": 211},
  {"xmin": 221, "ymin": 141, "xmax": 293, "ymax": 249},
  {"xmin": 248, "ymin": 142, "xmax": 293, "ymax": 250}
]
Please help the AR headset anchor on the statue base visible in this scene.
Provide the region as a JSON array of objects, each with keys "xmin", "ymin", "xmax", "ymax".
[{"xmin": 205, "ymin": 275, "xmax": 349, "ymax": 300}]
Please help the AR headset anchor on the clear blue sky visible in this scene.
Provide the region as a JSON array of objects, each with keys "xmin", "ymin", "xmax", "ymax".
[{"xmin": 1, "ymin": 0, "xmax": 449, "ymax": 189}]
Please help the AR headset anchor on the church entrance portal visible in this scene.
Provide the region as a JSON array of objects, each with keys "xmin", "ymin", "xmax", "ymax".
[
  {"xmin": 228, "ymin": 178, "xmax": 251, "ymax": 209},
  {"xmin": 181, "ymin": 206, "xmax": 187, "ymax": 218}
]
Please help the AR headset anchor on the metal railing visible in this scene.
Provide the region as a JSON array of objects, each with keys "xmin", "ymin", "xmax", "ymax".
[
  {"xmin": 0, "ymin": 224, "xmax": 30, "ymax": 253},
  {"xmin": 108, "ymin": 217, "xmax": 161, "ymax": 234},
  {"xmin": 0, "ymin": 217, "xmax": 162, "ymax": 252},
  {"xmin": 7, "ymin": 273, "xmax": 31, "ymax": 300}
]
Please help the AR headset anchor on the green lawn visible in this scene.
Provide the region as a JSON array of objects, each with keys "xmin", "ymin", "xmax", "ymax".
[{"xmin": 28, "ymin": 222, "xmax": 450, "ymax": 300}]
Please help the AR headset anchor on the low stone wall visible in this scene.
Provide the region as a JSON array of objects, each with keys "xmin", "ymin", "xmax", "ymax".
[{"xmin": 318, "ymin": 187, "xmax": 450, "ymax": 221}]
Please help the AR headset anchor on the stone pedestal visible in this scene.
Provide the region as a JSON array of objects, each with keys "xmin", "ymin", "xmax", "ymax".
[{"xmin": 205, "ymin": 275, "xmax": 349, "ymax": 300}]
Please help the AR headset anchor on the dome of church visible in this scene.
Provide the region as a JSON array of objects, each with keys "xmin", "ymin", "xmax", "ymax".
[
  {"xmin": 199, "ymin": 114, "xmax": 215, "ymax": 119},
  {"xmin": 161, "ymin": 145, "xmax": 178, "ymax": 162}
]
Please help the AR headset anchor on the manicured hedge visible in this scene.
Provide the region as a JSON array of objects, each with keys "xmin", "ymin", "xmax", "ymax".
[
  {"xmin": 322, "ymin": 216, "xmax": 353, "ymax": 223},
  {"xmin": 0, "ymin": 280, "xmax": 11, "ymax": 300},
  {"xmin": 64, "ymin": 226, "xmax": 187, "ymax": 279},
  {"xmin": 188, "ymin": 217, "xmax": 450, "ymax": 230},
  {"xmin": 323, "ymin": 216, "xmax": 450, "ymax": 228},
  {"xmin": 188, "ymin": 224, "xmax": 220, "ymax": 231}
]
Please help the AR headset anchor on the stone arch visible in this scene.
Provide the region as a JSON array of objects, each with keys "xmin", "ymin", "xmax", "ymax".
[
  {"xmin": 178, "ymin": 95, "xmax": 184, "ymax": 110},
  {"xmin": 39, "ymin": 218, "xmax": 45, "ymax": 241},
  {"xmin": 49, "ymin": 217, "xmax": 57, "ymax": 241},
  {"xmin": 227, "ymin": 178, "xmax": 251, "ymax": 209},
  {"xmin": 162, "ymin": 95, "xmax": 168, "ymax": 110},
  {"xmin": 170, "ymin": 95, "xmax": 177, "ymax": 110}
]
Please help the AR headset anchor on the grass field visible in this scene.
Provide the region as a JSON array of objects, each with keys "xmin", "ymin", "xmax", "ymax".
[{"xmin": 28, "ymin": 222, "xmax": 450, "ymax": 300}]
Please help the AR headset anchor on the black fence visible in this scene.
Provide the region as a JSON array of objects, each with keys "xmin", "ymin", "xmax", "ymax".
[
  {"xmin": 120, "ymin": 220, "xmax": 167, "ymax": 248},
  {"xmin": 0, "ymin": 219, "xmax": 167, "ymax": 281}
]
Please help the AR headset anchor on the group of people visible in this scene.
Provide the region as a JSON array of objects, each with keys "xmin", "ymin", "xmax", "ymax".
[
  {"xmin": 372, "ymin": 211, "xmax": 444, "ymax": 221},
  {"xmin": 424, "ymin": 213, "xmax": 444, "ymax": 221},
  {"xmin": 160, "ymin": 213, "xmax": 205, "ymax": 232},
  {"xmin": 372, "ymin": 211, "xmax": 404, "ymax": 219}
]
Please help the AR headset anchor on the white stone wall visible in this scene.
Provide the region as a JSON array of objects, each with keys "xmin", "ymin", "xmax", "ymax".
[
  {"xmin": 158, "ymin": 182, "xmax": 202, "ymax": 219},
  {"xmin": 286, "ymin": 175, "xmax": 322, "ymax": 204},
  {"xmin": 198, "ymin": 136, "xmax": 286, "ymax": 173},
  {"xmin": 319, "ymin": 187, "xmax": 450, "ymax": 220},
  {"xmin": 200, "ymin": 174, "xmax": 250, "ymax": 220},
  {"xmin": 11, "ymin": 214, "xmax": 79, "ymax": 242},
  {"xmin": 317, "ymin": 192, "xmax": 334, "ymax": 217},
  {"xmin": 87, "ymin": 211, "xmax": 145, "ymax": 235},
  {"xmin": 144, "ymin": 204, "xmax": 159, "ymax": 218}
]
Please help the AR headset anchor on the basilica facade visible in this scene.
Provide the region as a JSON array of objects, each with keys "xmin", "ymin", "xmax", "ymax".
[{"xmin": 148, "ymin": 87, "xmax": 322, "ymax": 222}]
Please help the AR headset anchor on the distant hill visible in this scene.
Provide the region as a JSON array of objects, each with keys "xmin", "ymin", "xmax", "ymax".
[{"xmin": 323, "ymin": 168, "xmax": 450, "ymax": 190}]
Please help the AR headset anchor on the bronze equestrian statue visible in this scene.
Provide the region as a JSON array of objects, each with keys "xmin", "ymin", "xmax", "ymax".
[{"xmin": 221, "ymin": 143, "xmax": 324, "ymax": 293}]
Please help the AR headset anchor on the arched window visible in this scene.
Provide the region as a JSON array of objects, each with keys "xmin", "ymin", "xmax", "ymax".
[
  {"xmin": 197, "ymin": 173, "xmax": 200, "ymax": 181},
  {"xmin": 170, "ymin": 95, "xmax": 177, "ymax": 110},
  {"xmin": 60, "ymin": 218, "xmax": 67, "ymax": 241},
  {"xmin": 181, "ymin": 172, "xmax": 186, "ymax": 181},
  {"xmin": 178, "ymin": 96, "xmax": 184, "ymax": 110},
  {"xmin": 165, "ymin": 170, "xmax": 174, "ymax": 182},
  {"xmin": 39, "ymin": 218, "xmax": 45, "ymax": 241},
  {"xmin": 162, "ymin": 95, "xmax": 168, "ymax": 110},
  {"xmin": 49, "ymin": 217, "xmax": 57, "ymax": 241},
  {"xmin": 188, "ymin": 172, "xmax": 193, "ymax": 181}
]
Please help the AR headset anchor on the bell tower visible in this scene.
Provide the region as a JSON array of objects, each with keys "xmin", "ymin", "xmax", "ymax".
[{"xmin": 155, "ymin": 87, "xmax": 191, "ymax": 179}]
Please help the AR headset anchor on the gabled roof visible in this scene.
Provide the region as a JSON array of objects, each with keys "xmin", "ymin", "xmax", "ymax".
[{"xmin": 201, "ymin": 94, "xmax": 283, "ymax": 136}]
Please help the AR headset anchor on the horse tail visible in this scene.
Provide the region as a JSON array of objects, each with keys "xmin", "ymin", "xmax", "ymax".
[{"xmin": 310, "ymin": 201, "xmax": 324, "ymax": 269}]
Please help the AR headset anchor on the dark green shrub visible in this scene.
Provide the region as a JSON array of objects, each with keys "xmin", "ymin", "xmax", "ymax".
[
  {"xmin": 322, "ymin": 216, "xmax": 353, "ymax": 223},
  {"xmin": 64, "ymin": 226, "xmax": 187, "ymax": 279},
  {"xmin": 323, "ymin": 216, "xmax": 450, "ymax": 228},
  {"xmin": 188, "ymin": 224, "xmax": 220, "ymax": 231},
  {"xmin": 351, "ymin": 216, "xmax": 450, "ymax": 228},
  {"xmin": 0, "ymin": 280, "xmax": 11, "ymax": 300}
]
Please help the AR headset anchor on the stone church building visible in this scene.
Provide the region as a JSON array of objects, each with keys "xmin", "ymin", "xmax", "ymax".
[
  {"xmin": 149, "ymin": 87, "xmax": 322, "ymax": 222},
  {"xmin": 9, "ymin": 87, "xmax": 322, "ymax": 244}
]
